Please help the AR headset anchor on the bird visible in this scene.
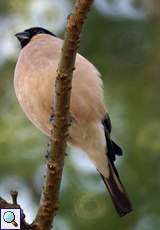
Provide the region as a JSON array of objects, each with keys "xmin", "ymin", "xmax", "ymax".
[{"xmin": 14, "ymin": 27, "xmax": 133, "ymax": 216}]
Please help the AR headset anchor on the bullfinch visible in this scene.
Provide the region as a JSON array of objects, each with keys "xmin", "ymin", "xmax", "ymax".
[{"xmin": 14, "ymin": 27, "xmax": 133, "ymax": 216}]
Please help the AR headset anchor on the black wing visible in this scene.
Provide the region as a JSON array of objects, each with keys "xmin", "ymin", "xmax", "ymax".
[
  {"xmin": 102, "ymin": 114, "xmax": 123, "ymax": 176},
  {"xmin": 100, "ymin": 114, "xmax": 133, "ymax": 216}
]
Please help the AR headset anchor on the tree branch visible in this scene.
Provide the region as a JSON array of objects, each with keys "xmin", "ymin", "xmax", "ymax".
[
  {"xmin": 31, "ymin": 0, "xmax": 93, "ymax": 229},
  {"xmin": 0, "ymin": 1, "xmax": 93, "ymax": 230}
]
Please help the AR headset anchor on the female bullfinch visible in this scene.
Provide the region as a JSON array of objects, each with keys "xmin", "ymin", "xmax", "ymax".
[{"xmin": 14, "ymin": 27, "xmax": 133, "ymax": 216}]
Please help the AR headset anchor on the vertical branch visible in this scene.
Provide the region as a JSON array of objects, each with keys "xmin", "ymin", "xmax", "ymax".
[{"xmin": 32, "ymin": 0, "xmax": 94, "ymax": 229}]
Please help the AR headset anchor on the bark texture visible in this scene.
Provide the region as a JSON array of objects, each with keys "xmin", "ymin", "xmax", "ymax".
[{"xmin": 31, "ymin": 0, "xmax": 94, "ymax": 229}]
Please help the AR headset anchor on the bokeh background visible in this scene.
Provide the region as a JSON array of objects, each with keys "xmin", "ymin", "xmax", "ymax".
[{"xmin": 0, "ymin": 0, "xmax": 160, "ymax": 229}]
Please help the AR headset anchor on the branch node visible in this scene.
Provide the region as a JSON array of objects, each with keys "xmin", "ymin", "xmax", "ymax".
[{"xmin": 47, "ymin": 160, "xmax": 60, "ymax": 174}]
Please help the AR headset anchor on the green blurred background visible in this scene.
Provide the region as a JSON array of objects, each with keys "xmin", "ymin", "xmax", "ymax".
[{"xmin": 0, "ymin": 0, "xmax": 160, "ymax": 229}]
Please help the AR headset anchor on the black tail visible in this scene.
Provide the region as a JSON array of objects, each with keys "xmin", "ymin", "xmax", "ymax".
[
  {"xmin": 101, "ymin": 114, "xmax": 133, "ymax": 216},
  {"xmin": 99, "ymin": 162, "xmax": 133, "ymax": 217}
]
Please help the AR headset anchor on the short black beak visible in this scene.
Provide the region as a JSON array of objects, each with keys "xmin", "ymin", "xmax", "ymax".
[
  {"xmin": 15, "ymin": 31, "xmax": 30, "ymax": 41},
  {"xmin": 15, "ymin": 31, "xmax": 30, "ymax": 48}
]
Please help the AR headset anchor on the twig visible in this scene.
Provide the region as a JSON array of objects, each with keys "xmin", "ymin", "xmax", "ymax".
[
  {"xmin": 31, "ymin": 0, "xmax": 94, "ymax": 229},
  {"xmin": 10, "ymin": 190, "xmax": 18, "ymax": 205},
  {"xmin": 0, "ymin": 195, "xmax": 30, "ymax": 230}
]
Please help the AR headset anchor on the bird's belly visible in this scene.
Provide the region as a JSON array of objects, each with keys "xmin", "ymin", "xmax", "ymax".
[
  {"xmin": 15, "ymin": 77, "xmax": 109, "ymax": 176},
  {"xmin": 69, "ymin": 121, "xmax": 109, "ymax": 177}
]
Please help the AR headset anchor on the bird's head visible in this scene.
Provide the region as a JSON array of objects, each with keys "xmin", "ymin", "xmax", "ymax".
[{"xmin": 15, "ymin": 27, "xmax": 56, "ymax": 48}]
